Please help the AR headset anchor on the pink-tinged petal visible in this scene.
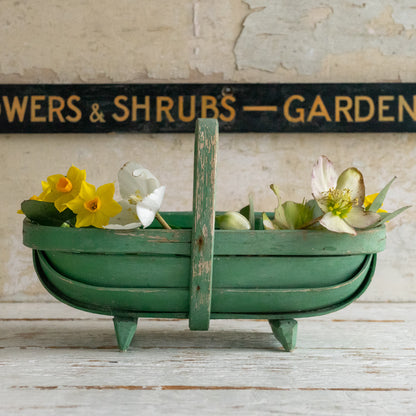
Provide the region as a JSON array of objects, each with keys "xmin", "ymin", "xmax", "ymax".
[
  {"xmin": 311, "ymin": 156, "xmax": 338, "ymax": 199},
  {"xmin": 336, "ymin": 168, "xmax": 365, "ymax": 206},
  {"xmin": 320, "ymin": 212, "xmax": 357, "ymax": 235},
  {"xmin": 344, "ymin": 207, "xmax": 380, "ymax": 229}
]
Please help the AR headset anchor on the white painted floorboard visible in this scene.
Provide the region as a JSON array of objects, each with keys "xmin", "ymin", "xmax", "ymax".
[{"xmin": 0, "ymin": 302, "xmax": 415, "ymax": 415}]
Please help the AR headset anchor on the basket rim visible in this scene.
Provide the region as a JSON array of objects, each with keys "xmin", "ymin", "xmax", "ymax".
[{"xmin": 23, "ymin": 217, "xmax": 386, "ymax": 256}]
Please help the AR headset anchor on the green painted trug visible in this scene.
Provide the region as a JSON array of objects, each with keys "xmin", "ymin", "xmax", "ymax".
[{"xmin": 23, "ymin": 212, "xmax": 385, "ymax": 320}]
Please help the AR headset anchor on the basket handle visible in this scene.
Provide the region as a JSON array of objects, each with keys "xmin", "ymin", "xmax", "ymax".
[{"xmin": 188, "ymin": 118, "xmax": 219, "ymax": 330}]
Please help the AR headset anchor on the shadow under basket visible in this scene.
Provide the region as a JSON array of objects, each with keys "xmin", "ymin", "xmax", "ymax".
[{"xmin": 22, "ymin": 119, "xmax": 386, "ymax": 352}]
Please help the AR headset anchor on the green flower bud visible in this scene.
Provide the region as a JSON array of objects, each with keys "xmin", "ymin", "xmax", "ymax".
[{"xmin": 216, "ymin": 211, "xmax": 251, "ymax": 230}]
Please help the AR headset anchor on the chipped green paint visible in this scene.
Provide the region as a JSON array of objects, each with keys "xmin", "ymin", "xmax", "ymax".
[{"xmin": 189, "ymin": 119, "xmax": 218, "ymax": 331}]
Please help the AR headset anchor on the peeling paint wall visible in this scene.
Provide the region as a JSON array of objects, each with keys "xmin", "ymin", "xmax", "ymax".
[
  {"xmin": 235, "ymin": 1, "xmax": 416, "ymax": 77},
  {"xmin": 1, "ymin": 0, "xmax": 415, "ymax": 301}
]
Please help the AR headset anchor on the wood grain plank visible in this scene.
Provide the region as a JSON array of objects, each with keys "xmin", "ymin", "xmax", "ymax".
[
  {"xmin": 1, "ymin": 302, "xmax": 415, "ymax": 415},
  {"xmin": 1, "ymin": 390, "xmax": 415, "ymax": 416}
]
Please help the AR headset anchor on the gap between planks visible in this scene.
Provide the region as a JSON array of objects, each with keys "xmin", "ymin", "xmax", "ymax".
[{"xmin": 9, "ymin": 385, "xmax": 413, "ymax": 392}]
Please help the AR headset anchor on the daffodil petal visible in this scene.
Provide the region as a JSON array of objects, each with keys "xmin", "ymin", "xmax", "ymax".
[
  {"xmin": 344, "ymin": 207, "xmax": 380, "ymax": 229},
  {"xmin": 78, "ymin": 181, "xmax": 96, "ymax": 201},
  {"xmin": 118, "ymin": 162, "xmax": 160, "ymax": 200},
  {"xmin": 91, "ymin": 211, "xmax": 111, "ymax": 228},
  {"xmin": 136, "ymin": 186, "xmax": 165, "ymax": 228},
  {"xmin": 311, "ymin": 156, "xmax": 338, "ymax": 199},
  {"xmin": 336, "ymin": 168, "xmax": 365, "ymax": 206},
  {"xmin": 97, "ymin": 183, "xmax": 116, "ymax": 201},
  {"xmin": 320, "ymin": 212, "xmax": 357, "ymax": 235}
]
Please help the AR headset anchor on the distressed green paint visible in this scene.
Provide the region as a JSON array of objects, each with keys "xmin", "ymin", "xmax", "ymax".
[
  {"xmin": 189, "ymin": 119, "xmax": 218, "ymax": 331},
  {"xmin": 23, "ymin": 220, "xmax": 191, "ymax": 255},
  {"xmin": 113, "ymin": 317, "xmax": 138, "ymax": 352},
  {"xmin": 22, "ymin": 119, "xmax": 387, "ymax": 352},
  {"xmin": 269, "ymin": 319, "xmax": 298, "ymax": 352}
]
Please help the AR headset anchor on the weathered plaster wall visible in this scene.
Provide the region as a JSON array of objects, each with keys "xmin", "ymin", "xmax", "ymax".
[{"xmin": 1, "ymin": 0, "xmax": 415, "ymax": 301}]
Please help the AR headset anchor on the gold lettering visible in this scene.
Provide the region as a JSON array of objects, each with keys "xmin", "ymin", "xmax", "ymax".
[
  {"xmin": 283, "ymin": 95, "xmax": 305, "ymax": 123},
  {"xmin": 132, "ymin": 96, "xmax": 150, "ymax": 122},
  {"xmin": 220, "ymin": 95, "xmax": 236, "ymax": 122},
  {"xmin": 66, "ymin": 95, "xmax": 82, "ymax": 123},
  {"xmin": 30, "ymin": 95, "xmax": 46, "ymax": 122},
  {"xmin": 307, "ymin": 95, "xmax": 331, "ymax": 122},
  {"xmin": 156, "ymin": 96, "xmax": 174, "ymax": 122},
  {"xmin": 398, "ymin": 95, "xmax": 416, "ymax": 122},
  {"xmin": 355, "ymin": 96, "xmax": 375, "ymax": 122},
  {"xmin": 335, "ymin": 96, "xmax": 353, "ymax": 122},
  {"xmin": 178, "ymin": 95, "xmax": 195, "ymax": 122},
  {"xmin": 112, "ymin": 95, "xmax": 130, "ymax": 122},
  {"xmin": 2, "ymin": 96, "xmax": 28, "ymax": 122},
  {"xmin": 378, "ymin": 96, "xmax": 395, "ymax": 122},
  {"xmin": 48, "ymin": 96, "xmax": 65, "ymax": 122},
  {"xmin": 201, "ymin": 96, "xmax": 219, "ymax": 118}
]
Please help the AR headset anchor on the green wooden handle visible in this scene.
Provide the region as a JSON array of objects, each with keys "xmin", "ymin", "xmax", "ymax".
[{"xmin": 189, "ymin": 118, "xmax": 219, "ymax": 330}]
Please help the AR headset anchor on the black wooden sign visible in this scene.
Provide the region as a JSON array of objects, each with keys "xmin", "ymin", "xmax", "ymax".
[{"xmin": 1, "ymin": 83, "xmax": 416, "ymax": 133}]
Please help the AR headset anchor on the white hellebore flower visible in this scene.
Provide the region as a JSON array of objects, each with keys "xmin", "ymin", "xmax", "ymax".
[
  {"xmin": 311, "ymin": 156, "xmax": 380, "ymax": 235},
  {"xmin": 106, "ymin": 162, "xmax": 165, "ymax": 229}
]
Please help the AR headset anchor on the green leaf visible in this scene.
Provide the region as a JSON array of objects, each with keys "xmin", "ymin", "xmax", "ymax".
[
  {"xmin": 282, "ymin": 201, "xmax": 315, "ymax": 230},
  {"xmin": 239, "ymin": 204, "xmax": 250, "ymax": 220},
  {"xmin": 239, "ymin": 195, "xmax": 255, "ymax": 229},
  {"xmin": 274, "ymin": 205, "xmax": 289, "ymax": 229},
  {"xmin": 21, "ymin": 200, "xmax": 76, "ymax": 226},
  {"xmin": 373, "ymin": 206, "xmax": 411, "ymax": 226},
  {"xmin": 306, "ymin": 199, "xmax": 323, "ymax": 218},
  {"xmin": 367, "ymin": 177, "xmax": 396, "ymax": 212}
]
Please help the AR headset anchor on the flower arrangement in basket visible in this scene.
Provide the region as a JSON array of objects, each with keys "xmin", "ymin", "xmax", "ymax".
[
  {"xmin": 20, "ymin": 156, "xmax": 407, "ymax": 234},
  {"xmin": 20, "ymin": 119, "xmax": 409, "ymax": 352}
]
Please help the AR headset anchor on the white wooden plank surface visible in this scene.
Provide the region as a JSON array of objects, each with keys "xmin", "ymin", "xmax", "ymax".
[{"xmin": 1, "ymin": 301, "xmax": 415, "ymax": 415}]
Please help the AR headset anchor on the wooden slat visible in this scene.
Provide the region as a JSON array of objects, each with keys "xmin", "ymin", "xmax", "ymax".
[
  {"xmin": 23, "ymin": 219, "xmax": 192, "ymax": 255},
  {"xmin": 189, "ymin": 119, "xmax": 218, "ymax": 330},
  {"xmin": 213, "ymin": 226, "xmax": 386, "ymax": 256}
]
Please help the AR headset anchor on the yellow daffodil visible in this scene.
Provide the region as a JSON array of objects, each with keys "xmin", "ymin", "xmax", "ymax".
[
  {"xmin": 312, "ymin": 156, "xmax": 380, "ymax": 235},
  {"xmin": 66, "ymin": 182, "xmax": 122, "ymax": 228},
  {"xmin": 364, "ymin": 193, "xmax": 387, "ymax": 213},
  {"xmin": 41, "ymin": 165, "xmax": 86, "ymax": 212}
]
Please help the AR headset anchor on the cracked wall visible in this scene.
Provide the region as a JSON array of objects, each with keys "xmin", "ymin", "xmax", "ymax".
[{"xmin": 1, "ymin": 0, "xmax": 415, "ymax": 301}]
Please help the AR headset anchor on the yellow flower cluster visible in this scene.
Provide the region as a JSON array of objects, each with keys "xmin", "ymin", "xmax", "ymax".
[{"xmin": 29, "ymin": 165, "xmax": 122, "ymax": 228}]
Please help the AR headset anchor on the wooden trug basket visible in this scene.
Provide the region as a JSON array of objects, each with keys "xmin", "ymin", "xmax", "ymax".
[{"xmin": 23, "ymin": 119, "xmax": 386, "ymax": 351}]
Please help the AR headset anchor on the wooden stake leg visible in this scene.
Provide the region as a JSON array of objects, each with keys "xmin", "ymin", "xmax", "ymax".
[
  {"xmin": 269, "ymin": 319, "xmax": 298, "ymax": 352},
  {"xmin": 113, "ymin": 317, "xmax": 138, "ymax": 352}
]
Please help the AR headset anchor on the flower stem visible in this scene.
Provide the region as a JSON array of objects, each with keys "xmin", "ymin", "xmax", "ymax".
[{"xmin": 155, "ymin": 212, "xmax": 171, "ymax": 229}]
